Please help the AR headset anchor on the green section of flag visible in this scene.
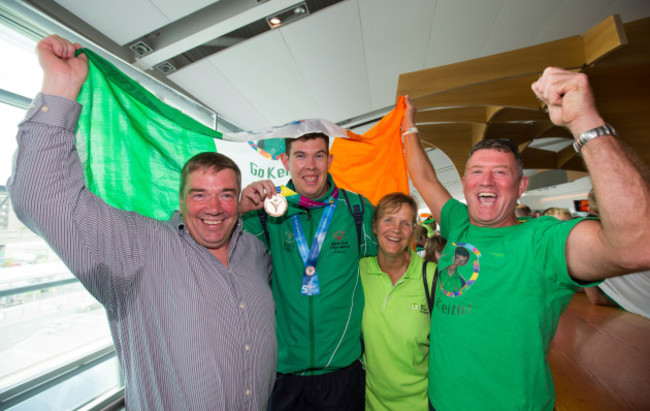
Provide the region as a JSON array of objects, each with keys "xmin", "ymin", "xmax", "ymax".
[{"xmin": 75, "ymin": 49, "xmax": 220, "ymax": 220}]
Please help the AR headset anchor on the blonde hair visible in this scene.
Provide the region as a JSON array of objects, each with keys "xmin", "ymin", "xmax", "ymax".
[
  {"xmin": 588, "ymin": 188, "xmax": 598, "ymax": 215},
  {"xmin": 543, "ymin": 207, "xmax": 572, "ymax": 220},
  {"xmin": 373, "ymin": 192, "xmax": 418, "ymax": 227}
]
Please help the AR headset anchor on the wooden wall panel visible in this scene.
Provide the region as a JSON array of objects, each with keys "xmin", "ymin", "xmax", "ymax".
[
  {"xmin": 397, "ymin": 36, "xmax": 585, "ymax": 101},
  {"xmin": 397, "ymin": 15, "xmax": 649, "ymax": 177},
  {"xmin": 596, "ymin": 17, "xmax": 650, "ymax": 68},
  {"xmin": 520, "ymin": 148, "xmax": 559, "ymax": 170},
  {"xmin": 412, "ymin": 75, "xmax": 541, "ymax": 110},
  {"xmin": 416, "ymin": 107, "xmax": 491, "ymax": 124},
  {"xmin": 583, "ymin": 14, "xmax": 628, "ymax": 64},
  {"xmin": 488, "ymin": 107, "xmax": 549, "ymax": 123},
  {"xmin": 418, "ymin": 123, "xmax": 475, "ymax": 176}
]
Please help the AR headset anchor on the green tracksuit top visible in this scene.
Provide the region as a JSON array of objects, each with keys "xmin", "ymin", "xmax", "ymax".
[{"xmin": 242, "ymin": 175, "xmax": 377, "ymax": 375}]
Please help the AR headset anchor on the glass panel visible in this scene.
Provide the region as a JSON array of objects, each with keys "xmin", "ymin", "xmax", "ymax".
[
  {"xmin": 8, "ymin": 356, "xmax": 122, "ymax": 411},
  {"xmin": 0, "ymin": 23, "xmax": 41, "ymax": 100},
  {"xmin": 0, "ymin": 24, "xmax": 118, "ymax": 404}
]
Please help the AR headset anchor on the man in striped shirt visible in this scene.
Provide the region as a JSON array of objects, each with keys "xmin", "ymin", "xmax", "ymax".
[{"xmin": 8, "ymin": 34, "xmax": 277, "ymax": 410}]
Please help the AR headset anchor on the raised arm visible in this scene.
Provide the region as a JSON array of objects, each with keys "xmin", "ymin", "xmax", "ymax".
[
  {"xmin": 37, "ymin": 34, "xmax": 88, "ymax": 100},
  {"xmin": 401, "ymin": 95, "xmax": 451, "ymax": 222},
  {"xmin": 532, "ymin": 67, "xmax": 650, "ymax": 281},
  {"xmin": 7, "ymin": 36, "xmax": 148, "ymax": 305}
]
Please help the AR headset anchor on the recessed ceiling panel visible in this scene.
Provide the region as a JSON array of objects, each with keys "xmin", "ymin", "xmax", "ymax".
[
  {"xmin": 152, "ymin": 0, "xmax": 218, "ymax": 22},
  {"xmin": 281, "ymin": 0, "xmax": 371, "ymax": 123},
  {"xmin": 479, "ymin": 0, "xmax": 564, "ymax": 57},
  {"xmin": 358, "ymin": 0, "xmax": 435, "ymax": 107},
  {"xmin": 205, "ymin": 29, "xmax": 321, "ymax": 129},
  {"xmin": 533, "ymin": 0, "xmax": 613, "ymax": 44},
  {"xmin": 168, "ymin": 60, "xmax": 270, "ymax": 131},
  {"xmin": 54, "ymin": 0, "xmax": 166, "ymax": 45},
  {"xmin": 425, "ymin": 0, "xmax": 504, "ymax": 68}
]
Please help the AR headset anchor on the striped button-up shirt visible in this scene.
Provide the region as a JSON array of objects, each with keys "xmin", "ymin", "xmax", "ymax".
[{"xmin": 8, "ymin": 94, "xmax": 277, "ymax": 410}]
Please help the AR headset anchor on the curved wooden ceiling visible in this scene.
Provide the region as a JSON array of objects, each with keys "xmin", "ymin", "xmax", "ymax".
[{"xmin": 397, "ymin": 15, "xmax": 650, "ymax": 179}]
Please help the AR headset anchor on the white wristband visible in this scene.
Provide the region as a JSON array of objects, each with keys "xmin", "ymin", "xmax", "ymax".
[{"xmin": 402, "ymin": 127, "xmax": 419, "ymax": 137}]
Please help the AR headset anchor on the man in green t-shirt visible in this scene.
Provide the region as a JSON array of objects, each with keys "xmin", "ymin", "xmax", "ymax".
[{"xmin": 402, "ymin": 67, "xmax": 650, "ymax": 410}]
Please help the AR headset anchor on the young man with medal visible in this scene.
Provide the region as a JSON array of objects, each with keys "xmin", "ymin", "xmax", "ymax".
[{"xmin": 240, "ymin": 132, "xmax": 377, "ymax": 410}]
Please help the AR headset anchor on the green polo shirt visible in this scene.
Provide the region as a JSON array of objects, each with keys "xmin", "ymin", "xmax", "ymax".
[{"xmin": 360, "ymin": 250, "xmax": 436, "ymax": 411}]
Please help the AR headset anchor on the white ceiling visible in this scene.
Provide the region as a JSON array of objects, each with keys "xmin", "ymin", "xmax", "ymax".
[
  {"xmin": 13, "ymin": 0, "xmax": 650, "ymax": 208},
  {"xmin": 36, "ymin": 0, "xmax": 650, "ymax": 132}
]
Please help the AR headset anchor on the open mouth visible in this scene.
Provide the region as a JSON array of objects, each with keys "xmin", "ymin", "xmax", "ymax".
[
  {"xmin": 478, "ymin": 192, "xmax": 497, "ymax": 205},
  {"xmin": 202, "ymin": 219, "xmax": 224, "ymax": 225},
  {"xmin": 303, "ymin": 175, "xmax": 319, "ymax": 184}
]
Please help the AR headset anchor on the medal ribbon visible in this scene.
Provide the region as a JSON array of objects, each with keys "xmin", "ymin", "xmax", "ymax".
[
  {"xmin": 291, "ymin": 197, "xmax": 338, "ymax": 296},
  {"xmin": 278, "ymin": 184, "xmax": 339, "ymax": 208}
]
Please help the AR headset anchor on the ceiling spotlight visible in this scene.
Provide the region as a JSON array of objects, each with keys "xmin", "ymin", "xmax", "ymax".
[
  {"xmin": 156, "ymin": 61, "xmax": 176, "ymax": 74},
  {"xmin": 130, "ymin": 41, "xmax": 153, "ymax": 57},
  {"xmin": 266, "ymin": 2, "xmax": 309, "ymax": 29}
]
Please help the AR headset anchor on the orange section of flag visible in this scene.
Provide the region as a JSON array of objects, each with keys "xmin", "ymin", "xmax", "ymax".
[{"xmin": 330, "ymin": 96, "xmax": 409, "ymax": 205}]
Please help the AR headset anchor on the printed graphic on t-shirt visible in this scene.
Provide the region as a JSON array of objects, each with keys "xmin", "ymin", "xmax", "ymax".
[{"xmin": 438, "ymin": 242, "xmax": 481, "ymax": 297}]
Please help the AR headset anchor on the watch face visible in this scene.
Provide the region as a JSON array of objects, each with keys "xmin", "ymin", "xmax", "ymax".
[{"xmin": 264, "ymin": 193, "xmax": 288, "ymax": 217}]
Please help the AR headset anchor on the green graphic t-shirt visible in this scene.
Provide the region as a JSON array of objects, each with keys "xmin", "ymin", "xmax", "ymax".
[{"xmin": 429, "ymin": 199, "xmax": 589, "ymax": 411}]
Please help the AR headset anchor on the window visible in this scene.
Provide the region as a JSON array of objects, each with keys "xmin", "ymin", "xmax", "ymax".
[{"xmin": 0, "ymin": 24, "xmax": 121, "ymax": 410}]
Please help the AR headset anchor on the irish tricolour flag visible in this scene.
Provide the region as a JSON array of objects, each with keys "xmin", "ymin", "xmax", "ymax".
[{"xmin": 76, "ymin": 49, "xmax": 409, "ymax": 220}]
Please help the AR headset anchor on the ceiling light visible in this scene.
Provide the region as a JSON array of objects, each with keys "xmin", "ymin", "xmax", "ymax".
[
  {"xmin": 266, "ymin": 2, "xmax": 310, "ymax": 29},
  {"xmin": 156, "ymin": 61, "xmax": 176, "ymax": 74},
  {"xmin": 130, "ymin": 41, "xmax": 153, "ymax": 57}
]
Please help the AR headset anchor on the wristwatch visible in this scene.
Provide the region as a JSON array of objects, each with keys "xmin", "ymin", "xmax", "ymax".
[{"xmin": 573, "ymin": 123, "xmax": 616, "ymax": 153}]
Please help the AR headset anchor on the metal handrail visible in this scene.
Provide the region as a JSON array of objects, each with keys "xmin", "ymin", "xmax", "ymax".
[{"xmin": 0, "ymin": 278, "xmax": 80, "ymax": 298}]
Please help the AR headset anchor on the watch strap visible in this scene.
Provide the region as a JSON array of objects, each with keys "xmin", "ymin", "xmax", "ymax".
[{"xmin": 573, "ymin": 123, "xmax": 616, "ymax": 153}]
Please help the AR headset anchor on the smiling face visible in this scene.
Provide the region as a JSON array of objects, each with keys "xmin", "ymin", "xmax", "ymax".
[
  {"xmin": 179, "ymin": 168, "xmax": 240, "ymax": 258},
  {"xmin": 373, "ymin": 202, "xmax": 416, "ymax": 257},
  {"xmin": 462, "ymin": 149, "xmax": 528, "ymax": 228},
  {"xmin": 281, "ymin": 136, "xmax": 333, "ymax": 200}
]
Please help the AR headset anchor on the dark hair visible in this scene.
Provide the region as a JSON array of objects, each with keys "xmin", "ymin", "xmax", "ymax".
[
  {"xmin": 373, "ymin": 192, "xmax": 418, "ymax": 227},
  {"xmin": 425, "ymin": 235, "xmax": 447, "ymax": 263},
  {"xmin": 468, "ymin": 138, "xmax": 523, "ymax": 178},
  {"xmin": 285, "ymin": 133, "xmax": 330, "ymax": 156},
  {"xmin": 414, "ymin": 224, "xmax": 428, "ymax": 245},
  {"xmin": 180, "ymin": 152, "xmax": 242, "ymax": 196},
  {"xmin": 454, "ymin": 246, "xmax": 470, "ymax": 259}
]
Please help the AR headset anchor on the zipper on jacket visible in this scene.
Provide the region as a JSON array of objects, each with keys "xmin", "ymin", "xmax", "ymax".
[{"xmin": 309, "ymin": 296, "xmax": 315, "ymax": 373}]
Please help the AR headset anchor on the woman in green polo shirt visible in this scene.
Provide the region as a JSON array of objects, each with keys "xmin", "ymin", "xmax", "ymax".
[{"xmin": 360, "ymin": 193, "xmax": 436, "ymax": 410}]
